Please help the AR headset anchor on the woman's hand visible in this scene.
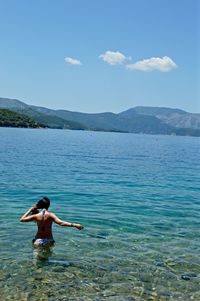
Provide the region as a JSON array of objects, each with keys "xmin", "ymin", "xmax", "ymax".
[
  {"xmin": 20, "ymin": 205, "xmax": 38, "ymax": 222},
  {"xmin": 74, "ymin": 223, "xmax": 84, "ymax": 230},
  {"xmin": 30, "ymin": 205, "xmax": 38, "ymax": 214},
  {"xmin": 30, "ymin": 205, "xmax": 37, "ymax": 211}
]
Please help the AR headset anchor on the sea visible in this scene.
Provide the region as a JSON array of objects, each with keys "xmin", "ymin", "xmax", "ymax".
[{"xmin": 0, "ymin": 127, "xmax": 199, "ymax": 301}]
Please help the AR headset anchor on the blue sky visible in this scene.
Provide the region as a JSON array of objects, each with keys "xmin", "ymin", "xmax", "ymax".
[{"xmin": 0, "ymin": 0, "xmax": 199, "ymax": 113}]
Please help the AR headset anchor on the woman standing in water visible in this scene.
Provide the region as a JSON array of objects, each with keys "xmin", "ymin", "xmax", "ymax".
[{"xmin": 20, "ymin": 197, "xmax": 84, "ymax": 249}]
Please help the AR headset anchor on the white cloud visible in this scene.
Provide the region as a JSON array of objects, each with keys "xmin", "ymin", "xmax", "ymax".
[
  {"xmin": 64, "ymin": 57, "xmax": 82, "ymax": 65},
  {"xmin": 126, "ymin": 56, "xmax": 177, "ymax": 72},
  {"xmin": 99, "ymin": 51, "xmax": 130, "ymax": 65}
]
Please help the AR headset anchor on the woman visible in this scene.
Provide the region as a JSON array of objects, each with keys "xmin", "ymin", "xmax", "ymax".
[{"xmin": 20, "ymin": 197, "xmax": 84, "ymax": 248}]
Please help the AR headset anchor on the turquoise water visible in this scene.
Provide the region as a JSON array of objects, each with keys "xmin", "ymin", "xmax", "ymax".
[{"xmin": 0, "ymin": 127, "xmax": 200, "ymax": 301}]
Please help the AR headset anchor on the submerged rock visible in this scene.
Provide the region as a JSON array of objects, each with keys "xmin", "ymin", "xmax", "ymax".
[{"xmin": 181, "ymin": 273, "xmax": 197, "ymax": 280}]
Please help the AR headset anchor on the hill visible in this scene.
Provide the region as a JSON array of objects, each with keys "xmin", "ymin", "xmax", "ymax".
[
  {"xmin": 30, "ymin": 104, "xmax": 200, "ymax": 136},
  {"xmin": 36, "ymin": 107, "xmax": 176, "ymax": 134},
  {"xmin": 120, "ymin": 106, "xmax": 200, "ymax": 130},
  {"xmin": 0, "ymin": 97, "xmax": 200, "ymax": 136},
  {"xmin": 0, "ymin": 108, "xmax": 44, "ymax": 128},
  {"xmin": 0, "ymin": 98, "xmax": 87, "ymax": 130}
]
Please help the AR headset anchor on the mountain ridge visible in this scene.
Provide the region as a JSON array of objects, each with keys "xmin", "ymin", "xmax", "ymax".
[
  {"xmin": 120, "ymin": 106, "xmax": 200, "ymax": 130},
  {"xmin": 0, "ymin": 97, "xmax": 200, "ymax": 136}
]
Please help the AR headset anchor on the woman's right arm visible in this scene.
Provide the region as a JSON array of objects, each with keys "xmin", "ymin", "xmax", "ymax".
[
  {"xmin": 20, "ymin": 206, "xmax": 37, "ymax": 222},
  {"xmin": 51, "ymin": 213, "xmax": 84, "ymax": 230}
]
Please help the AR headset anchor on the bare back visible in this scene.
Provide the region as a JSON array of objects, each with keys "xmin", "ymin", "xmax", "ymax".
[
  {"xmin": 20, "ymin": 206, "xmax": 84, "ymax": 237},
  {"xmin": 35, "ymin": 210, "xmax": 54, "ymax": 239}
]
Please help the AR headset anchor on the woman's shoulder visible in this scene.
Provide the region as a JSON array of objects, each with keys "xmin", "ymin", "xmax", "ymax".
[{"xmin": 47, "ymin": 211, "xmax": 56, "ymax": 218}]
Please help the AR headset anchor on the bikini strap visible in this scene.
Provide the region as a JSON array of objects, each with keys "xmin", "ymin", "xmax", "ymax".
[
  {"xmin": 42, "ymin": 209, "xmax": 45, "ymax": 221},
  {"xmin": 41, "ymin": 210, "xmax": 46, "ymax": 232}
]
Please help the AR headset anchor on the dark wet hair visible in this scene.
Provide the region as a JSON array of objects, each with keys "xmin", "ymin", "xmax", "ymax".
[{"xmin": 36, "ymin": 197, "xmax": 50, "ymax": 209}]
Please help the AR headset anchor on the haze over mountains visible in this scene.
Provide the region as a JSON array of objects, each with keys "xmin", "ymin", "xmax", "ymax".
[{"xmin": 0, "ymin": 97, "xmax": 200, "ymax": 137}]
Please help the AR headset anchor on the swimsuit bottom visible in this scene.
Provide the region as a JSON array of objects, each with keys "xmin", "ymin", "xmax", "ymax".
[{"xmin": 32, "ymin": 238, "xmax": 55, "ymax": 247}]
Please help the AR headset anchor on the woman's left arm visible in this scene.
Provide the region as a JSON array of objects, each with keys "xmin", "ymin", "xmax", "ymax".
[{"xmin": 20, "ymin": 206, "xmax": 37, "ymax": 222}]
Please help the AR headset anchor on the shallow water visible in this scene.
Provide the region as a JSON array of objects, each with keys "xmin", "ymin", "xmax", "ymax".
[{"xmin": 0, "ymin": 127, "xmax": 200, "ymax": 300}]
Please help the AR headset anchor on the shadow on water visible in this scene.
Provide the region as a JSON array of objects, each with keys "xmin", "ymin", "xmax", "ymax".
[
  {"xmin": 35, "ymin": 256, "xmax": 108, "ymax": 273},
  {"xmin": 85, "ymin": 229, "xmax": 109, "ymax": 239},
  {"xmin": 34, "ymin": 257, "xmax": 71, "ymax": 269},
  {"xmin": 33, "ymin": 248, "xmax": 108, "ymax": 274}
]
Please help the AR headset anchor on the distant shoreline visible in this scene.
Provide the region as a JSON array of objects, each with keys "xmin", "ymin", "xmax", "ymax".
[{"xmin": 1, "ymin": 126, "xmax": 200, "ymax": 138}]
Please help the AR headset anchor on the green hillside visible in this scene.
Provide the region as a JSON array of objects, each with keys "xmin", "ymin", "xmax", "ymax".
[
  {"xmin": 0, "ymin": 109, "xmax": 44, "ymax": 128},
  {"xmin": 10, "ymin": 106, "xmax": 87, "ymax": 130}
]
